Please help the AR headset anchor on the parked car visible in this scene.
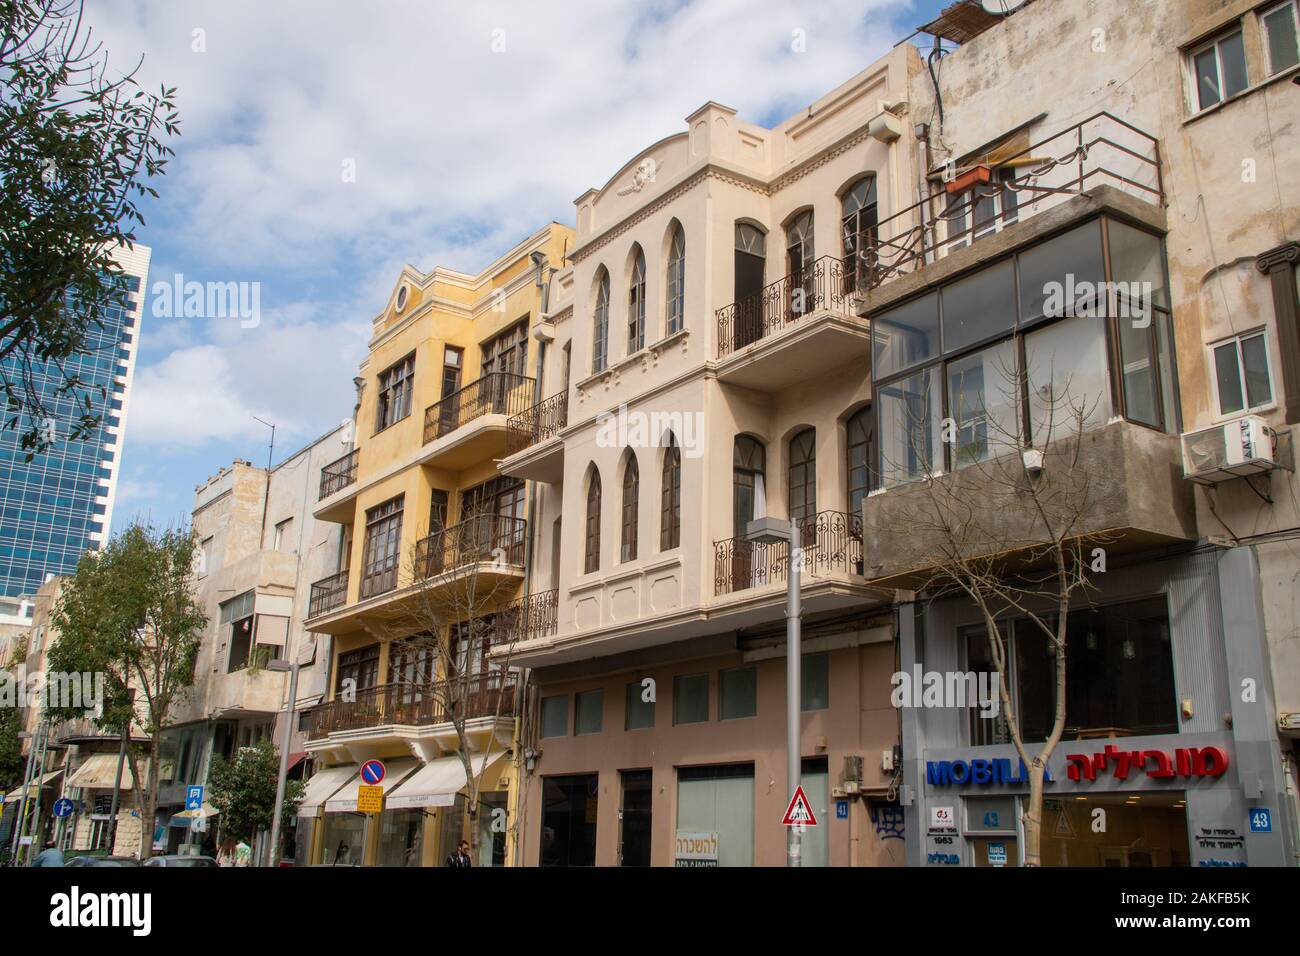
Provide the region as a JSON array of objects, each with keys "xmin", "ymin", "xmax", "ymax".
[
  {"xmin": 65, "ymin": 855, "xmax": 141, "ymax": 867},
  {"xmin": 144, "ymin": 855, "xmax": 217, "ymax": 867}
]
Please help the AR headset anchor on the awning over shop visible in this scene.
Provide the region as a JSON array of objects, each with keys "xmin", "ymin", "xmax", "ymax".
[
  {"xmin": 325, "ymin": 758, "xmax": 419, "ymax": 814},
  {"xmin": 3, "ymin": 769, "xmax": 63, "ymax": 802},
  {"xmin": 65, "ymin": 753, "xmax": 150, "ymax": 791},
  {"xmin": 386, "ymin": 753, "xmax": 505, "ymax": 811},
  {"xmin": 296, "ymin": 763, "xmax": 358, "ymax": 817}
]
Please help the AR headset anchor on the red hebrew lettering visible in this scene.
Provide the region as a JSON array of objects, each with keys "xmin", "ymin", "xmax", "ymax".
[
  {"xmin": 1143, "ymin": 750, "xmax": 1175, "ymax": 779},
  {"xmin": 1192, "ymin": 746, "xmax": 1229, "ymax": 778},
  {"xmin": 1175, "ymin": 748, "xmax": 1193, "ymax": 776},
  {"xmin": 1066, "ymin": 754, "xmax": 1095, "ymax": 782}
]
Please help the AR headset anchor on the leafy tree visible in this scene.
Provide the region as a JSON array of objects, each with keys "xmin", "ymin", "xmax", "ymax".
[
  {"xmin": 1, "ymin": 0, "xmax": 180, "ymax": 455},
  {"xmin": 45, "ymin": 522, "xmax": 206, "ymax": 858},
  {"xmin": 0, "ymin": 705, "xmax": 22, "ymax": 789},
  {"xmin": 208, "ymin": 739, "xmax": 304, "ymax": 845}
]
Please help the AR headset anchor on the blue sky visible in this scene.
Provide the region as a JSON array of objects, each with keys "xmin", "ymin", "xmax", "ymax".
[{"xmin": 95, "ymin": 0, "xmax": 953, "ymax": 533}]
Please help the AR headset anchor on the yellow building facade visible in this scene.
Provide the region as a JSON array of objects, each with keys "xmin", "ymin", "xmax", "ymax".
[{"xmin": 299, "ymin": 222, "xmax": 572, "ymax": 867}]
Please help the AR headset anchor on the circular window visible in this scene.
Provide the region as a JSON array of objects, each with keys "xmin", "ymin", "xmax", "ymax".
[{"xmin": 396, "ymin": 285, "xmax": 408, "ymax": 311}]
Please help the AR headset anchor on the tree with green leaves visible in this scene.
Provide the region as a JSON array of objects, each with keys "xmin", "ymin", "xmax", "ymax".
[
  {"xmin": 208, "ymin": 739, "xmax": 304, "ymax": 847},
  {"xmin": 45, "ymin": 523, "xmax": 206, "ymax": 858},
  {"xmin": 1, "ymin": 0, "xmax": 180, "ymax": 456},
  {"xmin": 0, "ymin": 705, "xmax": 22, "ymax": 790}
]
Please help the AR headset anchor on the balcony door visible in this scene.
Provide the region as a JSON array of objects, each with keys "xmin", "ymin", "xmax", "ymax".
[
  {"xmin": 437, "ymin": 346, "xmax": 464, "ymax": 437},
  {"xmin": 734, "ymin": 223, "xmax": 766, "ymax": 350},
  {"xmin": 460, "ymin": 477, "xmax": 526, "ymax": 563},
  {"xmin": 786, "ymin": 211, "xmax": 816, "ymax": 318},
  {"xmin": 482, "ymin": 319, "xmax": 529, "ymax": 412},
  {"xmin": 732, "ymin": 436, "xmax": 766, "ymax": 592}
]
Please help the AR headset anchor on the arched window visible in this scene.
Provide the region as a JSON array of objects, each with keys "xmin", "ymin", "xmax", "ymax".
[
  {"xmin": 621, "ymin": 452, "xmax": 639, "ymax": 562},
  {"xmin": 788, "ymin": 428, "xmax": 817, "ymax": 525},
  {"xmin": 593, "ymin": 270, "xmax": 610, "ymax": 373},
  {"xmin": 734, "ymin": 223, "xmax": 766, "ymax": 350},
  {"xmin": 666, "ymin": 226, "xmax": 686, "ymax": 335},
  {"xmin": 660, "ymin": 434, "xmax": 681, "ymax": 551},
  {"xmin": 628, "ymin": 248, "xmax": 646, "ymax": 353},
  {"xmin": 733, "ymin": 435, "xmax": 766, "ymax": 537},
  {"xmin": 846, "ymin": 406, "xmax": 875, "ymax": 517},
  {"xmin": 584, "ymin": 469, "xmax": 602, "ymax": 573},
  {"xmin": 786, "ymin": 210, "xmax": 815, "ymax": 280},
  {"xmin": 842, "ymin": 177, "xmax": 879, "ymax": 290}
]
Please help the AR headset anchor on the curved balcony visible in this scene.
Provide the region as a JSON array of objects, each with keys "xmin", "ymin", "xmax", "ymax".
[
  {"xmin": 713, "ymin": 510, "xmax": 863, "ymax": 596},
  {"xmin": 501, "ymin": 390, "xmax": 568, "ymax": 482}
]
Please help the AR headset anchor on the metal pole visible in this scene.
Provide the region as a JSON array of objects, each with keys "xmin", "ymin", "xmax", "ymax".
[
  {"xmin": 787, "ymin": 520, "xmax": 802, "ymax": 868},
  {"xmin": 268, "ymin": 661, "xmax": 299, "ymax": 867},
  {"xmin": 106, "ymin": 721, "xmax": 129, "ymax": 854},
  {"xmin": 8, "ymin": 726, "xmax": 39, "ymax": 865}
]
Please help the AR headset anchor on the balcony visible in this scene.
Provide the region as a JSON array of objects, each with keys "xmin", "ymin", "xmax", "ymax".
[
  {"xmin": 501, "ymin": 391, "xmax": 568, "ymax": 482},
  {"xmin": 308, "ymin": 569, "xmax": 349, "ymax": 618},
  {"xmin": 304, "ymin": 671, "xmax": 519, "ymax": 761},
  {"xmin": 714, "ymin": 256, "xmax": 871, "ymax": 392},
  {"xmin": 714, "ymin": 510, "xmax": 864, "ymax": 597},
  {"xmin": 414, "ymin": 513, "xmax": 527, "ymax": 581},
  {"xmin": 315, "ymin": 449, "xmax": 359, "ymax": 523},
  {"xmin": 854, "ymin": 112, "xmax": 1162, "ymax": 302},
  {"xmin": 421, "ymin": 372, "xmax": 534, "ymax": 469}
]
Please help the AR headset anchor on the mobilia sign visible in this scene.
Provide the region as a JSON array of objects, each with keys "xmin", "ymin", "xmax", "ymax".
[{"xmin": 927, "ymin": 745, "xmax": 1230, "ymax": 788}]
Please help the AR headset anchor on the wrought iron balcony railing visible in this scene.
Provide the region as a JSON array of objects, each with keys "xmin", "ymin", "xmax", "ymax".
[
  {"xmin": 714, "ymin": 510, "xmax": 863, "ymax": 596},
  {"xmin": 505, "ymin": 390, "xmax": 568, "ymax": 456},
  {"xmin": 308, "ymin": 569, "xmax": 349, "ymax": 618},
  {"xmin": 499, "ymin": 589, "xmax": 559, "ymax": 644},
  {"xmin": 853, "ymin": 111, "xmax": 1162, "ymax": 294},
  {"xmin": 414, "ymin": 514, "xmax": 527, "ymax": 580},
  {"xmin": 424, "ymin": 372, "xmax": 535, "ymax": 445},
  {"xmin": 716, "ymin": 255, "xmax": 853, "ymax": 358},
  {"xmin": 318, "ymin": 449, "xmax": 359, "ymax": 500},
  {"xmin": 305, "ymin": 671, "xmax": 518, "ymax": 740}
]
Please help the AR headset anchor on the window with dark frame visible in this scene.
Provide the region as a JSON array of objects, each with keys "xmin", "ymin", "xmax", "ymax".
[
  {"xmin": 660, "ymin": 434, "xmax": 681, "ymax": 551},
  {"xmin": 673, "ymin": 673, "xmax": 709, "ymax": 724},
  {"xmin": 625, "ymin": 680, "xmax": 655, "ymax": 730},
  {"xmin": 788, "ymin": 428, "xmax": 817, "ymax": 525},
  {"xmin": 846, "ymin": 406, "xmax": 874, "ymax": 519},
  {"xmin": 1188, "ymin": 25, "xmax": 1249, "ymax": 112},
  {"xmin": 360, "ymin": 495, "xmax": 404, "ymax": 598},
  {"xmin": 841, "ymin": 176, "xmax": 879, "ymax": 289},
  {"xmin": 719, "ymin": 666, "xmax": 757, "ymax": 720},
  {"xmin": 620, "ymin": 452, "xmax": 639, "ymax": 562},
  {"xmin": 666, "ymin": 225, "xmax": 686, "ymax": 335},
  {"xmin": 584, "ymin": 469, "xmax": 602, "ymax": 573},
  {"xmin": 628, "ymin": 248, "xmax": 646, "ymax": 353},
  {"xmin": 871, "ymin": 217, "xmax": 1177, "ymax": 490},
  {"xmin": 593, "ymin": 270, "xmax": 610, "ymax": 373},
  {"xmin": 1262, "ymin": 1, "xmax": 1300, "ymax": 76},
  {"xmin": 336, "ymin": 644, "xmax": 380, "ymax": 695},
  {"xmin": 375, "ymin": 353, "xmax": 415, "ymax": 433}
]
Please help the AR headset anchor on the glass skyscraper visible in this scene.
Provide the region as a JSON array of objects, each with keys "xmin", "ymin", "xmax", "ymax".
[{"xmin": 0, "ymin": 243, "xmax": 149, "ymax": 622}]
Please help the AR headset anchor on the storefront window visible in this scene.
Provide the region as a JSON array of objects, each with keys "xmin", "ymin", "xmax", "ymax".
[
  {"xmin": 376, "ymin": 808, "xmax": 424, "ymax": 866},
  {"xmin": 676, "ymin": 764, "xmax": 755, "ymax": 867},
  {"xmin": 477, "ymin": 792, "xmax": 508, "ymax": 867},
  {"xmin": 1040, "ymin": 793, "xmax": 1189, "ymax": 866},
  {"xmin": 319, "ymin": 813, "xmax": 366, "ymax": 866},
  {"xmin": 540, "ymin": 775, "xmax": 598, "ymax": 867}
]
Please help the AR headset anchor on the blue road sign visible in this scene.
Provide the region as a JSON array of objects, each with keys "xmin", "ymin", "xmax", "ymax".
[
  {"xmin": 1249, "ymin": 808, "xmax": 1272, "ymax": 833},
  {"xmin": 361, "ymin": 760, "xmax": 386, "ymax": 785},
  {"xmin": 836, "ymin": 800, "xmax": 849, "ymax": 820},
  {"xmin": 52, "ymin": 797, "xmax": 75, "ymax": 818},
  {"xmin": 185, "ymin": 785, "xmax": 204, "ymax": 811}
]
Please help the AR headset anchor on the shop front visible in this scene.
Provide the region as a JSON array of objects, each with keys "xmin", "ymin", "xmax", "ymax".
[{"xmin": 899, "ymin": 548, "xmax": 1297, "ymax": 867}]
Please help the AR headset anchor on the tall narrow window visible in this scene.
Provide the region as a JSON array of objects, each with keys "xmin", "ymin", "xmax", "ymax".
[
  {"xmin": 375, "ymin": 353, "xmax": 415, "ymax": 432},
  {"xmin": 846, "ymin": 406, "xmax": 874, "ymax": 515},
  {"xmin": 734, "ymin": 223, "xmax": 767, "ymax": 351},
  {"xmin": 360, "ymin": 496, "xmax": 404, "ymax": 598},
  {"xmin": 628, "ymin": 248, "xmax": 646, "ymax": 353},
  {"xmin": 666, "ymin": 226, "xmax": 686, "ymax": 335},
  {"xmin": 841, "ymin": 177, "xmax": 878, "ymax": 290},
  {"xmin": 788, "ymin": 428, "xmax": 817, "ymax": 525},
  {"xmin": 620, "ymin": 453, "xmax": 639, "ymax": 562},
  {"xmin": 593, "ymin": 270, "xmax": 610, "ymax": 373},
  {"xmin": 584, "ymin": 469, "xmax": 602, "ymax": 573},
  {"xmin": 786, "ymin": 211, "xmax": 815, "ymax": 318},
  {"xmin": 733, "ymin": 436, "xmax": 766, "ymax": 536},
  {"xmin": 660, "ymin": 435, "xmax": 681, "ymax": 551}
]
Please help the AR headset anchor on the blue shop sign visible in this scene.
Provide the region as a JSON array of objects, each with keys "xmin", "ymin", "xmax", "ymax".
[{"xmin": 926, "ymin": 757, "xmax": 1053, "ymax": 787}]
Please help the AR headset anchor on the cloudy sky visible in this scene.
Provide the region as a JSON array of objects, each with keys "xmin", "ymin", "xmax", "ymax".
[{"xmin": 96, "ymin": 0, "xmax": 950, "ymax": 531}]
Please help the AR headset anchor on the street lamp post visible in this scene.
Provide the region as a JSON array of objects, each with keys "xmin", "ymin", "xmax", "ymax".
[
  {"xmin": 747, "ymin": 516, "xmax": 803, "ymax": 867},
  {"xmin": 266, "ymin": 657, "xmax": 299, "ymax": 868}
]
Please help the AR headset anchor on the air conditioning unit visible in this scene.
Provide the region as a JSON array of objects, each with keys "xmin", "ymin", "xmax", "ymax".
[{"xmin": 1181, "ymin": 416, "xmax": 1277, "ymax": 484}]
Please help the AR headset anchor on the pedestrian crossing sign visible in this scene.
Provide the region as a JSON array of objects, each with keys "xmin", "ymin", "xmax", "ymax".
[{"xmin": 782, "ymin": 785, "xmax": 818, "ymax": 827}]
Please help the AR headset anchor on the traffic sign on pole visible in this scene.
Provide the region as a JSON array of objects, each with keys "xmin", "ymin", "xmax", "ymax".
[
  {"xmin": 52, "ymin": 797, "xmax": 75, "ymax": 819},
  {"xmin": 781, "ymin": 785, "xmax": 818, "ymax": 827},
  {"xmin": 360, "ymin": 760, "xmax": 386, "ymax": 785},
  {"xmin": 185, "ymin": 785, "xmax": 204, "ymax": 811}
]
